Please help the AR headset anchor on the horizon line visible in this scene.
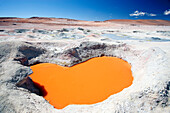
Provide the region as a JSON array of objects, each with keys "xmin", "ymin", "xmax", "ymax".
[{"xmin": 0, "ymin": 16, "xmax": 170, "ymax": 22}]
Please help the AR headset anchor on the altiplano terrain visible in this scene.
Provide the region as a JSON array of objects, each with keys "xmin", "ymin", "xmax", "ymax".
[{"xmin": 0, "ymin": 17, "xmax": 169, "ymax": 113}]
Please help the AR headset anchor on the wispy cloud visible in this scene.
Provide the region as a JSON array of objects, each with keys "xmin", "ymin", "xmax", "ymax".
[
  {"xmin": 129, "ymin": 10, "xmax": 157, "ymax": 17},
  {"xmin": 164, "ymin": 9, "xmax": 170, "ymax": 15},
  {"xmin": 147, "ymin": 13, "xmax": 157, "ymax": 16},
  {"xmin": 129, "ymin": 11, "xmax": 145, "ymax": 16}
]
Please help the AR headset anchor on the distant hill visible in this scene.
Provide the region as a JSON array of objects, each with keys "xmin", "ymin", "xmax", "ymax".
[{"xmin": 0, "ymin": 17, "xmax": 170, "ymax": 29}]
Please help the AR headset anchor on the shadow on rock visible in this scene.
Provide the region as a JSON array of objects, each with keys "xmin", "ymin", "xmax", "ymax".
[{"xmin": 16, "ymin": 77, "xmax": 47, "ymax": 96}]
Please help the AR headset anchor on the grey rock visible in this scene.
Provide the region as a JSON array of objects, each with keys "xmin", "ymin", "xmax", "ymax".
[
  {"xmin": 0, "ymin": 39, "xmax": 169, "ymax": 113},
  {"xmin": 32, "ymin": 29, "xmax": 49, "ymax": 34},
  {"xmin": 14, "ymin": 29, "xmax": 30, "ymax": 33},
  {"xmin": 0, "ymin": 30, "xmax": 5, "ymax": 32}
]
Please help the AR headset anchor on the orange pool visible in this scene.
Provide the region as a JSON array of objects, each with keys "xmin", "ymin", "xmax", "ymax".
[{"xmin": 30, "ymin": 56, "xmax": 133, "ymax": 109}]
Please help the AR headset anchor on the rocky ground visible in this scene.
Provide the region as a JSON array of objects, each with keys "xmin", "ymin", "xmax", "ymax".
[{"xmin": 0, "ymin": 18, "xmax": 170, "ymax": 113}]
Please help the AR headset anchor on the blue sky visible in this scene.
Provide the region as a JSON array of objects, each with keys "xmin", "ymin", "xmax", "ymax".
[{"xmin": 0, "ymin": 0, "xmax": 169, "ymax": 21}]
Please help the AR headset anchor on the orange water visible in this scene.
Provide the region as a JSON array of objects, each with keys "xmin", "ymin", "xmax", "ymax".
[{"xmin": 30, "ymin": 57, "xmax": 133, "ymax": 109}]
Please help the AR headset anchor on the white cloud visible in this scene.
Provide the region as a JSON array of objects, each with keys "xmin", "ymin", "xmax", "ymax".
[
  {"xmin": 164, "ymin": 9, "xmax": 170, "ymax": 15},
  {"xmin": 129, "ymin": 11, "xmax": 145, "ymax": 16},
  {"xmin": 147, "ymin": 13, "xmax": 157, "ymax": 16},
  {"xmin": 129, "ymin": 10, "xmax": 157, "ymax": 17}
]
